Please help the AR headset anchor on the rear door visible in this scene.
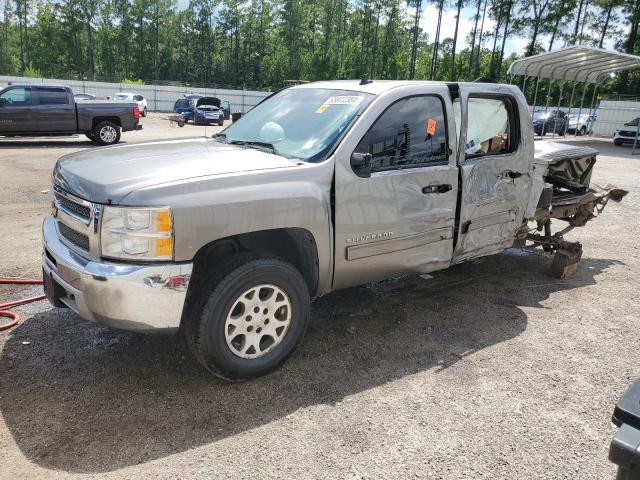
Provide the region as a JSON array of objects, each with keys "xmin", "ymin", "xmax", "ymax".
[
  {"xmin": 0, "ymin": 86, "xmax": 35, "ymax": 133},
  {"xmin": 34, "ymin": 86, "xmax": 76, "ymax": 132},
  {"xmin": 333, "ymin": 84, "xmax": 459, "ymax": 289},
  {"xmin": 451, "ymin": 84, "xmax": 533, "ymax": 264}
]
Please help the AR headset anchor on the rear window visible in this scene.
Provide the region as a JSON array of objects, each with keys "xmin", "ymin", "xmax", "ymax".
[
  {"xmin": 174, "ymin": 99, "xmax": 189, "ymax": 109},
  {"xmin": 37, "ymin": 87, "xmax": 68, "ymax": 105},
  {"xmin": 114, "ymin": 94, "xmax": 129, "ymax": 101}
]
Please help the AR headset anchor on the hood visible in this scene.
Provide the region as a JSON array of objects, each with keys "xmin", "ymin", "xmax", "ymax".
[
  {"xmin": 53, "ymin": 138, "xmax": 299, "ymax": 204},
  {"xmin": 196, "ymin": 97, "xmax": 221, "ymax": 108}
]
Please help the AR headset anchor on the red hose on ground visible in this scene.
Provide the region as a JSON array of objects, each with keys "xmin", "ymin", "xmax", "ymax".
[{"xmin": 0, "ymin": 278, "xmax": 45, "ymax": 331}]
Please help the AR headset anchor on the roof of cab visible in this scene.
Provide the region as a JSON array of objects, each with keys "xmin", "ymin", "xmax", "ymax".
[{"xmin": 291, "ymin": 79, "xmax": 512, "ymax": 95}]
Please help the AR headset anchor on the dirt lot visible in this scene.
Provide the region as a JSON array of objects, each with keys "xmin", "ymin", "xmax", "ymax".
[{"xmin": 0, "ymin": 121, "xmax": 639, "ymax": 479}]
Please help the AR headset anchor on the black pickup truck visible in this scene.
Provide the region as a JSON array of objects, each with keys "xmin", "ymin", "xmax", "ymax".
[{"xmin": 0, "ymin": 84, "xmax": 142, "ymax": 145}]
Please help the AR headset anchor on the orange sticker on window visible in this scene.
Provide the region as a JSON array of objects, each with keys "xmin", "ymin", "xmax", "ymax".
[{"xmin": 426, "ymin": 118, "xmax": 437, "ymax": 137}]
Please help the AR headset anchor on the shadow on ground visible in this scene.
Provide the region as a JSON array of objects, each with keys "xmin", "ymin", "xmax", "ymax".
[{"xmin": 0, "ymin": 250, "xmax": 622, "ymax": 473}]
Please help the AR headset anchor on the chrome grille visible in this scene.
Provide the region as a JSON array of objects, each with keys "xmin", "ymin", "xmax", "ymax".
[
  {"xmin": 55, "ymin": 192, "xmax": 91, "ymax": 220},
  {"xmin": 59, "ymin": 222, "xmax": 90, "ymax": 251}
]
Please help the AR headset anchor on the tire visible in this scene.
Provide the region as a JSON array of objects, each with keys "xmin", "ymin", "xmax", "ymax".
[
  {"xmin": 218, "ymin": 118, "xmax": 224, "ymax": 126},
  {"xmin": 185, "ymin": 254, "xmax": 310, "ymax": 381},
  {"xmin": 92, "ymin": 121, "xmax": 121, "ymax": 146},
  {"xmin": 142, "ymin": 107, "xmax": 147, "ymax": 117},
  {"xmin": 560, "ymin": 125, "xmax": 566, "ymax": 136},
  {"xmin": 178, "ymin": 121, "xmax": 185, "ymax": 127},
  {"xmin": 85, "ymin": 132, "xmax": 95, "ymax": 141},
  {"xmin": 579, "ymin": 126, "xmax": 586, "ymax": 136},
  {"xmin": 614, "ymin": 139, "xmax": 623, "ymax": 146}
]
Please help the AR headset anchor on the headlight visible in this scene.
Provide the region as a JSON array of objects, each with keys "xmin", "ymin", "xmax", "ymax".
[{"xmin": 100, "ymin": 206, "xmax": 173, "ymax": 261}]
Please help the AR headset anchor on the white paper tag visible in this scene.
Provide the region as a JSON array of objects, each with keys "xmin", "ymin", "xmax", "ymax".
[{"xmin": 324, "ymin": 95, "xmax": 365, "ymax": 105}]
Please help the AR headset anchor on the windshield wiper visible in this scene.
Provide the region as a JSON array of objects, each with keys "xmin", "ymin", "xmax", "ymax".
[{"xmin": 229, "ymin": 140, "xmax": 280, "ymax": 156}]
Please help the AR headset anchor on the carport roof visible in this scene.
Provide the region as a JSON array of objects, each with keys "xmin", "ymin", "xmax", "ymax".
[{"xmin": 507, "ymin": 46, "xmax": 640, "ymax": 83}]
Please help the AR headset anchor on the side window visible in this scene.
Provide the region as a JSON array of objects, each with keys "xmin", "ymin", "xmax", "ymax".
[
  {"xmin": 0, "ymin": 87, "xmax": 32, "ymax": 106},
  {"xmin": 465, "ymin": 96, "xmax": 518, "ymax": 158},
  {"xmin": 354, "ymin": 95, "xmax": 448, "ymax": 173},
  {"xmin": 37, "ymin": 87, "xmax": 69, "ymax": 105}
]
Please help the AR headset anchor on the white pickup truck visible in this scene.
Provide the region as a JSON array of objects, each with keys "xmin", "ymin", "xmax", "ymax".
[{"xmin": 43, "ymin": 79, "xmax": 626, "ymax": 380}]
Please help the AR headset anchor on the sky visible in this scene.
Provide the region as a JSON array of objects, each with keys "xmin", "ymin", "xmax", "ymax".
[{"xmin": 418, "ymin": 4, "xmax": 618, "ymax": 57}]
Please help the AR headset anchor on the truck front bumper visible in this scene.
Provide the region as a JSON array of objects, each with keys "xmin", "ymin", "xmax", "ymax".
[{"xmin": 42, "ymin": 215, "xmax": 192, "ymax": 333}]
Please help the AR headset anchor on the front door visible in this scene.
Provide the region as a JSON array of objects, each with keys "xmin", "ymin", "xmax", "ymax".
[
  {"xmin": 0, "ymin": 86, "xmax": 35, "ymax": 133},
  {"xmin": 333, "ymin": 84, "xmax": 459, "ymax": 289},
  {"xmin": 451, "ymin": 84, "xmax": 533, "ymax": 264}
]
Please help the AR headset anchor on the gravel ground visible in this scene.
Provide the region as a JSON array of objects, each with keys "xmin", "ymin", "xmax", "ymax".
[{"xmin": 0, "ymin": 123, "xmax": 639, "ymax": 479}]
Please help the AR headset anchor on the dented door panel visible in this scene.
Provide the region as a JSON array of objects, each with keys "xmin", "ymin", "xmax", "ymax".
[
  {"xmin": 332, "ymin": 84, "xmax": 459, "ymax": 290},
  {"xmin": 452, "ymin": 84, "xmax": 534, "ymax": 263}
]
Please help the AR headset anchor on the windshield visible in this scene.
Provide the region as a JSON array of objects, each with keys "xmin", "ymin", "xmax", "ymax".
[
  {"xmin": 625, "ymin": 118, "xmax": 639, "ymax": 127},
  {"xmin": 216, "ymin": 88, "xmax": 373, "ymax": 162}
]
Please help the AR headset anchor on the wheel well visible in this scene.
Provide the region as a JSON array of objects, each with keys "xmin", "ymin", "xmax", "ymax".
[
  {"xmin": 188, "ymin": 228, "xmax": 320, "ymax": 299},
  {"xmin": 92, "ymin": 117, "xmax": 121, "ymax": 129}
]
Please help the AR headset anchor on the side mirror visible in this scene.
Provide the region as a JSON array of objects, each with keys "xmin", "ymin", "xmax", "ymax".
[
  {"xmin": 0, "ymin": 98, "xmax": 6, "ymax": 107},
  {"xmin": 350, "ymin": 152, "xmax": 372, "ymax": 178}
]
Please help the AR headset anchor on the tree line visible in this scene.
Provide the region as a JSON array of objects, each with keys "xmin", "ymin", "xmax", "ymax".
[{"xmin": 0, "ymin": 0, "xmax": 639, "ymax": 94}]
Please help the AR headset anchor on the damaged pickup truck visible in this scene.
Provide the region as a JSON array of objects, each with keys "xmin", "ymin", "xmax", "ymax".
[{"xmin": 42, "ymin": 80, "xmax": 626, "ymax": 380}]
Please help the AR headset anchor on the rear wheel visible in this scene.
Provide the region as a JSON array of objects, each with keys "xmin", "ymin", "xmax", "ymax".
[
  {"xmin": 92, "ymin": 121, "xmax": 121, "ymax": 146},
  {"xmin": 218, "ymin": 118, "xmax": 224, "ymax": 126},
  {"xmin": 142, "ymin": 107, "xmax": 147, "ymax": 117},
  {"xmin": 185, "ymin": 254, "xmax": 310, "ymax": 381},
  {"xmin": 579, "ymin": 126, "xmax": 587, "ymax": 136}
]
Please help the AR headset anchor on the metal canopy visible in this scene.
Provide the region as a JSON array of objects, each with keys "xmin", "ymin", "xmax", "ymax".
[{"xmin": 507, "ymin": 46, "xmax": 640, "ymax": 84}]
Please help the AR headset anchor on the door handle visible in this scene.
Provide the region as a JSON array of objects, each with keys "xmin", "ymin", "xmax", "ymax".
[{"xmin": 422, "ymin": 184, "xmax": 452, "ymax": 194}]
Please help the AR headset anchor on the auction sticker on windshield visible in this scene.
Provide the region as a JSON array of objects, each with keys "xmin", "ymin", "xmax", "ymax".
[{"xmin": 315, "ymin": 95, "xmax": 365, "ymax": 114}]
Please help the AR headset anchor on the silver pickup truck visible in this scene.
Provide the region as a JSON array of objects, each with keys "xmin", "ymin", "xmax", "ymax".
[{"xmin": 42, "ymin": 80, "xmax": 626, "ymax": 380}]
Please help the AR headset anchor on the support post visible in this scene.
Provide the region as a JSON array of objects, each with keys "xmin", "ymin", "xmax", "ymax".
[
  {"xmin": 586, "ymin": 80, "xmax": 600, "ymax": 137},
  {"xmin": 541, "ymin": 79, "xmax": 555, "ymax": 137},
  {"xmin": 552, "ymin": 81, "xmax": 565, "ymax": 139},
  {"xmin": 574, "ymin": 82, "xmax": 588, "ymax": 137},
  {"xmin": 566, "ymin": 82, "xmax": 576, "ymax": 133},
  {"xmin": 531, "ymin": 77, "xmax": 540, "ymax": 120}
]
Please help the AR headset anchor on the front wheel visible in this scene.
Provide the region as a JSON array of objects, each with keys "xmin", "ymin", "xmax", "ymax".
[
  {"xmin": 580, "ymin": 126, "xmax": 587, "ymax": 136},
  {"xmin": 218, "ymin": 118, "xmax": 224, "ymax": 126},
  {"xmin": 92, "ymin": 121, "xmax": 121, "ymax": 146},
  {"xmin": 185, "ymin": 254, "xmax": 310, "ymax": 381}
]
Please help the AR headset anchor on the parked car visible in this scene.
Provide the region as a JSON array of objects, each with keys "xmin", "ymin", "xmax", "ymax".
[
  {"xmin": 613, "ymin": 117, "xmax": 640, "ymax": 146},
  {"xmin": 42, "ymin": 80, "xmax": 626, "ymax": 380},
  {"xmin": 566, "ymin": 113, "xmax": 595, "ymax": 135},
  {"xmin": 610, "ymin": 379, "xmax": 640, "ymax": 479},
  {"xmin": 0, "ymin": 84, "xmax": 142, "ymax": 145},
  {"xmin": 113, "ymin": 92, "xmax": 147, "ymax": 117},
  {"xmin": 176, "ymin": 94, "xmax": 231, "ymax": 121},
  {"xmin": 74, "ymin": 93, "xmax": 96, "ymax": 101},
  {"xmin": 532, "ymin": 109, "xmax": 568, "ymax": 136},
  {"xmin": 193, "ymin": 97, "xmax": 225, "ymax": 125}
]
